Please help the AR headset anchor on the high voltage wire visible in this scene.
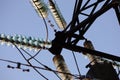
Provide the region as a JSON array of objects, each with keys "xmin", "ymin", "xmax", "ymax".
[
  {"xmin": 15, "ymin": 44, "xmax": 54, "ymax": 80},
  {"xmin": 0, "ymin": 0, "xmax": 120, "ymax": 79},
  {"xmin": 0, "ymin": 58, "xmax": 79, "ymax": 78},
  {"xmin": 20, "ymin": 48, "xmax": 62, "ymax": 80}
]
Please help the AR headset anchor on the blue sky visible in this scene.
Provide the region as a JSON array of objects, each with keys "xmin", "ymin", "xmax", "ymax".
[{"xmin": 0, "ymin": 0, "xmax": 120, "ymax": 80}]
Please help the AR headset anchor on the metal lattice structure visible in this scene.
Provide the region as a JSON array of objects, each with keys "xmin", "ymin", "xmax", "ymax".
[
  {"xmin": 49, "ymin": 0, "xmax": 120, "ymax": 79},
  {"xmin": 49, "ymin": 0, "xmax": 120, "ymax": 61},
  {"xmin": 0, "ymin": 0, "xmax": 120, "ymax": 80}
]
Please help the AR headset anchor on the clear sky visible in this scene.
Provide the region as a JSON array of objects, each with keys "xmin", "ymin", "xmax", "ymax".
[{"xmin": 0, "ymin": 0, "xmax": 120, "ymax": 80}]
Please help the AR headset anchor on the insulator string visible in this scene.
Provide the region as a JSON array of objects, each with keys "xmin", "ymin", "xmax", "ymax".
[
  {"xmin": 0, "ymin": 34, "xmax": 52, "ymax": 51},
  {"xmin": 48, "ymin": 0, "xmax": 67, "ymax": 30},
  {"xmin": 53, "ymin": 55, "xmax": 74, "ymax": 80},
  {"xmin": 30, "ymin": 0, "xmax": 48, "ymax": 18}
]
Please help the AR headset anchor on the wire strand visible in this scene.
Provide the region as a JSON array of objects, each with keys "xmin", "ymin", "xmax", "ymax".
[
  {"xmin": 14, "ymin": 44, "xmax": 48, "ymax": 80},
  {"xmin": 33, "ymin": 1, "xmax": 49, "ymax": 42},
  {"xmin": 72, "ymin": 51, "xmax": 82, "ymax": 79},
  {"xmin": 0, "ymin": 57, "xmax": 79, "ymax": 79},
  {"xmin": 27, "ymin": 49, "xmax": 41, "ymax": 61},
  {"xmin": 21, "ymin": 48, "xmax": 62, "ymax": 80}
]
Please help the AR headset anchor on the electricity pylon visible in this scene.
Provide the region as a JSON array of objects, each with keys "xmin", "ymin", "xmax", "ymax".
[
  {"xmin": 49, "ymin": 0, "xmax": 120, "ymax": 61},
  {"xmin": 0, "ymin": 0, "xmax": 120, "ymax": 80},
  {"xmin": 48, "ymin": 0, "xmax": 120, "ymax": 79}
]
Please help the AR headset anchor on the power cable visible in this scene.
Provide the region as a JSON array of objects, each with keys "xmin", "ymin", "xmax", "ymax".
[
  {"xmin": 27, "ymin": 49, "xmax": 41, "ymax": 61},
  {"xmin": 72, "ymin": 51, "xmax": 82, "ymax": 79},
  {"xmin": 21, "ymin": 48, "xmax": 62, "ymax": 80},
  {"xmin": 14, "ymin": 44, "xmax": 49, "ymax": 80},
  {"xmin": 0, "ymin": 58, "xmax": 79, "ymax": 79}
]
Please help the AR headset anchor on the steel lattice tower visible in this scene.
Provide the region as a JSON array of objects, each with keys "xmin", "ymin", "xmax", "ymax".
[{"xmin": 49, "ymin": 0, "xmax": 120, "ymax": 61}]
